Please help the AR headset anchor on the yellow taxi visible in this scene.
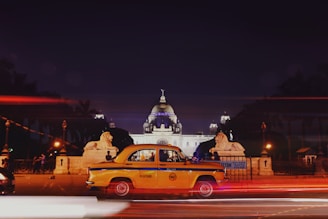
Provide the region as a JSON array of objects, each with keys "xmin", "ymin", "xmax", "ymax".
[{"xmin": 86, "ymin": 144, "xmax": 225, "ymax": 198}]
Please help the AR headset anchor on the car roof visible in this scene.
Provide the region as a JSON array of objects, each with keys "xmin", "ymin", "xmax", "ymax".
[{"xmin": 124, "ymin": 144, "xmax": 181, "ymax": 151}]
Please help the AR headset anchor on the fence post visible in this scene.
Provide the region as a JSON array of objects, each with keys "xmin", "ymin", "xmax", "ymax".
[{"xmin": 250, "ymin": 156, "xmax": 252, "ymax": 180}]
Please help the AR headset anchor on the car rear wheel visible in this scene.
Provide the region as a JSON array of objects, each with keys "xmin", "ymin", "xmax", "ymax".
[
  {"xmin": 194, "ymin": 181, "xmax": 215, "ymax": 198},
  {"xmin": 108, "ymin": 179, "xmax": 133, "ymax": 198}
]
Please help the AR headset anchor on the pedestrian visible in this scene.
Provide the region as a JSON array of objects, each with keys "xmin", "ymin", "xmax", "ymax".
[
  {"xmin": 2, "ymin": 158, "xmax": 8, "ymax": 169},
  {"xmin": 32, "ymin": 155, "xmax": 40, "ymax": 173},
  {"xmin": 105, "ymin": 151, "xmax": 112, "ymax": 161},
  {"xmin": 40, "ymin": 153, "xmax": 46, "ymax": 173},
  {"xmin": 191, "ymin": 152, "xmax": 199, "ymax": 163},
  {"xmin": 7, "ymin": 155, "xmax": 14, "ymax": 173}
]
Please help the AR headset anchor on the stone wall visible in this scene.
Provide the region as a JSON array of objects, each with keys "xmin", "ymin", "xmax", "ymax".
[{"xmin": 54, "ymin": 155, "xmax": 274, "ymax": 176}]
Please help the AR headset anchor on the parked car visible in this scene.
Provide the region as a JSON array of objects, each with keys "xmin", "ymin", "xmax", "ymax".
[
  {"xmin": 86, "ymin": 144, "xmax": 225, "ymax": 198},
  {"xmin": 0, "ymin": 167, "xmax": 15, "ymax": 195}
]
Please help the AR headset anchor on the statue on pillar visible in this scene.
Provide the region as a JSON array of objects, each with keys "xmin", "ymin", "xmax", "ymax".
[
  {"xmin": 209, "ymin": 131, "xmax": 245, "ymax": 157},
  {"xmin": 84, "ymin": 131, "xmax": 118, "ymax": 152},
  {"xmin": 81, "ymin": 131, "xmax": 119, "ymax": 172}
]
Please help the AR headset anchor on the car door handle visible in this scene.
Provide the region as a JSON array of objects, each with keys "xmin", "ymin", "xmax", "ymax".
[
  {"xmin": 159, "ymin": 164, "xmax": 166, "ymax": 166},
  {"xmin": 126, "ymin": 163, "xmax": 133, "ymax": 165}
]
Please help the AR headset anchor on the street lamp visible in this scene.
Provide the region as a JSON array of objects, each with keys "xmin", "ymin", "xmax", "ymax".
[
  {"xmin": 51, "ymin": 139, "xmax": 62, "ymax": 156},
  {"xmin": 53, "ymin": 140, "xmax": 61, "ymax": 148},
  {"xmin": 261, "ymin": 122, "xmax": 268, "ymax": 156},
  {"xmin": 59, "ymin": 120, "xmax": 67, "ymax": 155},
  {"xmin": 1, "ymin": 120, "xmax": 10, "ymax": 156},
  {"xmin": 265, "ymin": 143, "xmax": 272, "ymax": 150},
  {"xmin": 265, "ymin": 143, "xmax": 272, "ymax": 156}
]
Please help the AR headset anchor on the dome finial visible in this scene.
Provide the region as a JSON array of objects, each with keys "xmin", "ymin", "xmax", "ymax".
[{"xmin": 160, "ymin": 89, "xmax": 166, "ymax": 103}]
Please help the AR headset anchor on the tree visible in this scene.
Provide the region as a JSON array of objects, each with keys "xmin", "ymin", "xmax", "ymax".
[
  {"xmin": 229, "ymin": 65, "xmax": 328, "ymax": 160},
  {"xmin": 74, "ymin": 100, "xmax": 98, "ymax": 118},
  {"xmin": 0, "ymin": 59, "xmax": 74, "ymax": 157},
  {"xmin": 0, "ymin": 58, "xmax": 37, "ymax": 95}
]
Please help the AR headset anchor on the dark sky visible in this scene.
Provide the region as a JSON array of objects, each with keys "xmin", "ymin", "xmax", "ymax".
[{"xmin": 1, "ymin": 1, "xmax": 328, "ymax": 134}]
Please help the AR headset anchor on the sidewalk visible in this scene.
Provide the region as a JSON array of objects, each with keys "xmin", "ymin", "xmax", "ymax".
[
  {"xmin": 14, "ymin": 173, "xmax": 91, "ymax": 196},
  {"xmin": 14, "ymin": 173, "xmax": 88, "ymax": 185}
]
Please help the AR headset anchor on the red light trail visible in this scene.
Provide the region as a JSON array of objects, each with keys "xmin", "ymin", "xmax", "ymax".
[{"xmin": 0, "ymin": 95, "xmax": 76, "ymax": 105}]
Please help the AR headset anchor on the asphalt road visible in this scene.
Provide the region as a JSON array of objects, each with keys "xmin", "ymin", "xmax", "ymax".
[
  {"xmin": 13, "ymin": 173, "xmax": 328, "ymax": 198},
  {"xmin": 8, "ymin": 174, "xmax": 328, "ymax": 218},
  {"xmin": 110, "ymin": 198, "xmax": 328, "ymax": 219}
]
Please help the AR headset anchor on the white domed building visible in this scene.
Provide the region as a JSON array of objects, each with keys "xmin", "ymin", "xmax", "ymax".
[{"xmin": 130, "ymin": 90, "xmax": 217, "ymax": 157}]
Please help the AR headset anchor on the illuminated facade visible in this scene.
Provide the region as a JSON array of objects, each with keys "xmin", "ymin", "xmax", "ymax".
[
  {"xmin": 53, "ymin": 91, "xmax": 274, "ymax": 176},
  {"xmin": 130, "ymin": 90, "xmax": 215, "ymax": 157}
]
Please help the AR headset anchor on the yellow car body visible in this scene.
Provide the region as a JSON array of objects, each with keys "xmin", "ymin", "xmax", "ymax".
[{"xmin": 86, "ymin": 144, "xmax": 225, "ymax": 198}]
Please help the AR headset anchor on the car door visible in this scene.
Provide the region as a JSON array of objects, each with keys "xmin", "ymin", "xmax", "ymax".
[
  {"xmin": 126, "ymin": 148, "xmax": 157, "ymax": 188},
  {"xmin": 157, "ymin": 148, "xmax": 190, "ymax": 189}
]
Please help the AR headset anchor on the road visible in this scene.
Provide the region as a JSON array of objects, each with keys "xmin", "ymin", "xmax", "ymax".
[
  {"xmin": 8, "ymin": 174, "xmax": 328, "ymax": 218},
  {"xmin": 110, "ymin": 198, "xmax": 328, "ymax": 218},
  {"xmin": 14, "ymin": 173, "xmax": 328, "ymax": 197}
]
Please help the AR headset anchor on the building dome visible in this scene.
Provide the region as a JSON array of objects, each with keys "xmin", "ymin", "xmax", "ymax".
[
  {"xmin": 144, "ymin": 90, "xmax": 181, "ymax": 134},
  {"xmin": 150, "ymin": 103, "xmax": 175, "ymax": 115}
]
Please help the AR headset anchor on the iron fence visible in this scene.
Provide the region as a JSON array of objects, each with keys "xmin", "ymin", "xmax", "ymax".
[
  {"xmin": 272, "ymin": 160, "xmax": 316, "ymax": 175},
  {"xmin": 12, "ymin": 159, "xmax": 55, "ymax": 174},
  {"xmin": 203, "ymin": 156, "xmax": 249, "ymax": 182},
  {"xmin": 10, "ymin": 157, "xmax": 321, "ymax": 178}
]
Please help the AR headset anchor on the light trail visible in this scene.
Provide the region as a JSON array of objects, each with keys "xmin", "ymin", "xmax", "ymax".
[
  {"xmin": 0, "ymin": 196, "xmax": 129, "ymax": 218},
  {"xmin": 0, "ymin": 95, "xmax": 76, "ymax": 105},
  {"xmin": 132, "ymin": 197, "xmax": 328, "ymax": 203},
  {"xmin": 113, "ymin": 197, "xmax": 328, "ymax": 218},
  {"xmin": 241, "ymin": 96, "xmax": 328, "ymax": 101}
]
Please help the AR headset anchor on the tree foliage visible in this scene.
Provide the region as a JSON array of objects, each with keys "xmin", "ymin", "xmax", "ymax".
[
  {"xmin": 229, "ymin": 64, "xmax": 328, "ymax": 160},
  {"xmin": 0, "ymin": 58, "xmax": 132, "ymax": 158}
]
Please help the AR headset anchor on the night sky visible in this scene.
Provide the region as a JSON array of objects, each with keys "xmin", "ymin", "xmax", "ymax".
[{"xmin": 1, "ymin": 1, "xmax": 328, "ymax": 134}]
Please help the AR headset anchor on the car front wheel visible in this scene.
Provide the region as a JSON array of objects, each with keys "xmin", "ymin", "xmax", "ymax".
[{"xmin": 194, "ymin": 181, "xmax": 215, "ymax": 198}]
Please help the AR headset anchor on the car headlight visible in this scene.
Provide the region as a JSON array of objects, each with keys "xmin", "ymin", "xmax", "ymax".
[{"xmin": 0, "ymin": 173, "xmax": 6, "ymax": 180}]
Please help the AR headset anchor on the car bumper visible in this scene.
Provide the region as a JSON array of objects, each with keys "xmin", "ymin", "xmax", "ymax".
[{"xmin": 0, "ymin": 184, "xmax": 15, "ymax": 195}]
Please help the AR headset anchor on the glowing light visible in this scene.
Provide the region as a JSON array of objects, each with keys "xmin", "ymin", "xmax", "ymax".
[
  {"xmin": 53, "ymin": 141, "xmax": 61, "ymax": 148},
  {"xmin": 266, "ymin": 143, "xmax": 272, "ymax": 150}
]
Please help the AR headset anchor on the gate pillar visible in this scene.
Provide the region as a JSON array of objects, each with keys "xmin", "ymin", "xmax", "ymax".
[{"xmin": 259, "ymin": 157, "xmax": 274, "ymax": 175}]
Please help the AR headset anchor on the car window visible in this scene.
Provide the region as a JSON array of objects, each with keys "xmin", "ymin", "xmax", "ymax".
[
  {"xmin": 128, "ymin": 149, "xmax": 156, "ymax": 162},
  {"xmin": 159, "ymin": 149, "xmax": 184, "ymax": 162}
]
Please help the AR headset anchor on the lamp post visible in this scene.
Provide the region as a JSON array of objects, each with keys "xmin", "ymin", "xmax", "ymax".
[
  {"xmin": 59, "ymin": 120, "xmax": 67, "ymax": 155},
  {"xmin": 261, "ymin": 121, "xmax": 268, "ymax": 157},
  {"xmin": 1, "ymin": 120, "xmax": 10, "ymax": 156}
]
